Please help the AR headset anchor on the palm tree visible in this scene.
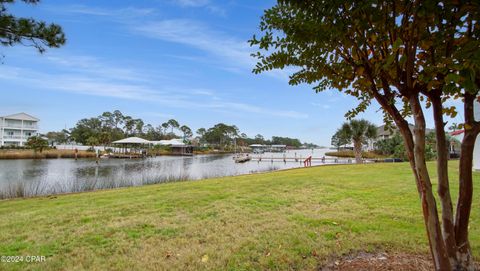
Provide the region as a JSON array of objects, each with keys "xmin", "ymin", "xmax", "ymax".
[{"xmin": 337, "ymin": 119, "xmax": 377, "ymax": 163}]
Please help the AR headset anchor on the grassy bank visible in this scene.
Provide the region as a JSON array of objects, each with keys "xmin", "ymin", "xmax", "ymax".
[
  {"xmin": 0, "ymin": 149, "xmax": 96, "ymax": 159},
  {"xmin": 0, "ymin": 162, "xmax": 478, "ymax": 270},
  {"xmin": 325, "ymin": 150, "xmax": 387, "ymax": 159}
]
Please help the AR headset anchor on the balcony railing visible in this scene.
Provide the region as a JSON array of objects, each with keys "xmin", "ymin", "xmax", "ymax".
[
  {"xmin": 0, "ymin": 124, "xmax": 38, "ymax": 129},
  {"xmin": 2, "ymin": 135, "xmax": 26, "ymax": 140}
]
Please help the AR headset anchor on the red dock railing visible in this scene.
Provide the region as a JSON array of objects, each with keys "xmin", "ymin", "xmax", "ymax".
[{"xmin": 304, "ymin": 156, "xmax": 312, "ymax": 167}]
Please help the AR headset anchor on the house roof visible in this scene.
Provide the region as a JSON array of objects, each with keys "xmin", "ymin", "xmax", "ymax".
[
  {"xmin": 249, "ymin": 144, "xmax": 264, "ymax": 147},
  {"xmin": 150, "ymin": 139, "xmax": 185, "ymax": 146},
  {"xmin": 112, "ymin": 137, "xmax": 151, "ymax": 144},
  {"xmin": 376, "ymin": 124, "xmax": 434, "ymax": 137},
  {"xmin": 450, "ymin": 130, "xmax": 465, "ymax": 136},
  {"xmin": 1, "ymin": 112, "xmax": 39, "ymax": 121}
]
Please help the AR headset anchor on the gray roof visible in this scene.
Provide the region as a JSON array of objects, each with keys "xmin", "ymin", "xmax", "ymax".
[
  {"xmin": 1, "ymin": 112, "xmax": 39, "ymax": 121},
  {"xmin": 376, "ymin": 124, "xmax": 434, "ymax": 138}
]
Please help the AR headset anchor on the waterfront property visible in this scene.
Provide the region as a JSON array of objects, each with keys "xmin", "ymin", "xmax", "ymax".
[
  {"xmin": 0, "ymin": 162, "xmax": 477, "ymax": 270},
  {"xmin": 0, "ymin": 113, "xmax": 39, "ymax": 147},
  {"xmin": 0, "ymin": 149, "xmax": 331, "ymax": 199}
]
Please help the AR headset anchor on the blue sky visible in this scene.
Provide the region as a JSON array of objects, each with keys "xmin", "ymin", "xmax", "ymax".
[{"xmin": 0, "ymin": 0, "xmax": 462, "ymax": 146}]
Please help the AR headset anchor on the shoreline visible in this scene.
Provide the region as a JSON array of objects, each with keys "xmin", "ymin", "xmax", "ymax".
[
  {"xmin": 0, "ymin": 149, "xmax": 96, "ymax": 160},
  {"xmin": 0, "ymin": 158, "xmax": 393, "ymax": 201},
  {"xmin": 0, "ymin": 148, "xmax": 319, "ymax": 160},
  {"xmin": 0, "ymin": 149, "xmax": 237, "ymax": 160}
]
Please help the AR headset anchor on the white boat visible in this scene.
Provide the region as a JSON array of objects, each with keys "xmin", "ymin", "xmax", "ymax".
[{"xmin": 234, "ymin": 154, "xmax": 251, "ymax": 163}]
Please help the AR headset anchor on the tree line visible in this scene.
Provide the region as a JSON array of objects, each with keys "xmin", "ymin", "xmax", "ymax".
[
  {"xmin": 46, "ymin": 110, "xmax": 314, "ymax": 150},
  {"xmin": 46, "ymin": 110, "xmax": 192, "ymax": 146},
  {"xmin": 331, "ymin": 119, "xmax": 461, "ymax": 162}
]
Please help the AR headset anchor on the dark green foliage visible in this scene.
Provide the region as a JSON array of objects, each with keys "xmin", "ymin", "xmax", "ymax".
[
  {"xmin": 45, "ymin": 130, "xmax": 69, "ymax": 145},
  {"xmin": 202, "ymin": 123, "xmax": 239, "ymax": 150},
  {"xmin": 58, "ymin": 111, "xmax": 184, "ymax": 146},
  {"xmin": 374, "ymin": 133, "xmax": 407, "ymax": 160},
  {"xmin": 331, "ymin": 129, "xmax": 350, "ymax": 151},
  {"xmin": 26, "ymin": 135, "xmax": 48, "ymax": 153},
  {"xmin": 250, "ymin": 0, "xmax": 480, "ymax": 121},
  {"xmin": 271, "ymin": 136, "xmax": 301, "ymax": 148},
  {"xmin": 180, "ymin": 125, "xmax": 193, "ymax": 142},
  {"xmin": 374, "ymin": 132, "xmax": 461, "ymax": 161},
  {"xmin": 0, "ymin": 0, "xmax": 65, "ymax": 53},
  {"xmin": 335, "ymin": 119, "xmax": 377, "ymax": 146},
  {"xmin": 49, "ymin": 110, "xmax": 308, "ymax": 149},
  {"xmin": 334, "ymin": 119, "xmax": 377, "ymax": 162}
]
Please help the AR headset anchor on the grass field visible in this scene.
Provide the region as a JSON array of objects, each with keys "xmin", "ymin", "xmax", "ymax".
[{"xmin": 0, "ymin": 162, "xmax": 478, "ymax": 270}]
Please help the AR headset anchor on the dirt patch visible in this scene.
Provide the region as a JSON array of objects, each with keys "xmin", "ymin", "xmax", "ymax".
[{"xmin": 319, "ymin": 251, "xmax": 434, "ymax": 271}]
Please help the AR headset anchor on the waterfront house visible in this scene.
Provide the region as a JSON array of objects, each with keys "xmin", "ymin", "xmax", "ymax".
[{"xmin": 0, "ymin": 113, "xmax": 39, "ymax": 147}]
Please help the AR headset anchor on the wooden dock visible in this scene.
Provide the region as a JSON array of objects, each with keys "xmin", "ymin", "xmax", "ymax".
[
  {"xmin": 249, "ymin": 156, "xmax": 399, "ymax": 166},
  {"xmin": 105, "ymin": 153, "xmax": 144, "ymax": 159},
  {"xmin": 250, "ymin": 156, "xmax": 355, "ymax": 162}
]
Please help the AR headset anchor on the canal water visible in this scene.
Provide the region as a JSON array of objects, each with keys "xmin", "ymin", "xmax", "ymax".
[{"xmin": 0, "ymin": 148, "xmax": 338, "ymax": 198}]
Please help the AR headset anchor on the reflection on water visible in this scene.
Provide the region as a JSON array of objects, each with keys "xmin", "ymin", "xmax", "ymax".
[{"xmin": 0, "ymin": 149, "xmax": 335, "ymax": 198}]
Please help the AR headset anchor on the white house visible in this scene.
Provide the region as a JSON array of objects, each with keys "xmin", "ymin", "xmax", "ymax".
[
  {"xmin": 449, "ymin": 100, "xmax": 480, "ymax": 171},
  {"xmin": 0, "ymin": 113, "xmax": 40, "ymax": 147},
  {"xmin": 474, "ymin": 99, "xmax": 480, "ymax": 170}
]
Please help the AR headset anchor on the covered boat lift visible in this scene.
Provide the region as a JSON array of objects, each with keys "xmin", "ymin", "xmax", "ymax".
[{"xmin": 111, "ymin": 137, "xmax": 151, "ymax": 158}]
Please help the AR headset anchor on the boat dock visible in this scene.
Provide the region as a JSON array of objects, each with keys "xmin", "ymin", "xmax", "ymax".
[
  {"xmin": 105, "ymin": 153, "xmax": 145, "ymax": 159},
  {"xmin": 249, "ymin": 156, "xmax": 401, "ymax": 166},
  {"xmin": 250, "ymin": 156, "xmax": 354, "ymax": 163}
]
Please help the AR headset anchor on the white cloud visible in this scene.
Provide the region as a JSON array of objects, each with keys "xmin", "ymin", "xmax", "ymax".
[
  {"xmin": 217, "ymin": 102, "xmax": 308, "ymax": 119},
  {"xmin": 171, "ymin": 0, "xmax": 226, "ymax": 16},
  {"xmin": 311, "ymin": 102, "xmax": 331, "ymax": 109},
  {"xmin": 0, "ymin": 54, "xmax": 307, "ymax": 119},
  {"xmin": 134, "ymin": 19, "xmax": 253, "ymax": 69},
  {"xmin": 46, "ymin": 4, "xmax": 284, "ymax": 79},
  {"xmin": 174, "ymin": 0, "xmax": 210, "ymax": 7},
  {"xmin": 46, "ymin": 5, "xmax": 156, "ymax": 19},
  {"xmin": 45, "ymin": 54, "xmax": 148, "ymax": 82},
  {"xmin": 133, "ymin": 19, "xmax": 291, "ymax": 80}
]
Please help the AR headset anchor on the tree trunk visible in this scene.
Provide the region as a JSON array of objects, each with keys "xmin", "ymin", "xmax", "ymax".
[
  {"xmin": 410, "ymin": 96, "xmax": 452, "ymax": 271},
  {"xmin": 431, "ymin": 95, "xmax": 458, "ymax": 268},
  {"xmin": 454, "ymin": 93, "xmax": 478, "ymax": 271},
  {"xmin": 371, "ymin": 87, "xmax": 422, "ymax": 196},
  {"xmin": 353, "ymin": 140, "xmax": 362, "ymax": 164}
]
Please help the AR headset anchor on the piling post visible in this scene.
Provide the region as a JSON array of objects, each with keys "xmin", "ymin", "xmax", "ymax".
[{"xmin": 95, "ymin": 148, "xmax": 99, "ymax": 164}]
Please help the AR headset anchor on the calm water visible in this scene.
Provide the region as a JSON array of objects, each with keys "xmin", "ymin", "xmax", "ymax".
[{"xmin": 0, "ymin": 148, "xmax": 339, "ymax": 198}]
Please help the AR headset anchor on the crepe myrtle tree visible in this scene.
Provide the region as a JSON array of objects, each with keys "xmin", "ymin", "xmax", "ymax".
[
  {"xmin": 0, "ymin": 0, "xmax": 65, "ymax": 54},
  {"xmin": 250, "ymin": 1, "xmax": 479, "ymax": 270}
]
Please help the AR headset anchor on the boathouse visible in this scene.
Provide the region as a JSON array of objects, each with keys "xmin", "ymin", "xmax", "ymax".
[{"xmin": 150, "ymin": 139, "xmax": 193, "ymax": 156}]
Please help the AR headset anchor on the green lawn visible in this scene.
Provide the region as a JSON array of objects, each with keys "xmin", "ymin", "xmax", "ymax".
[{"xmin": 0, "ymin": 162, "xmax": 478, "ymax": 270}]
